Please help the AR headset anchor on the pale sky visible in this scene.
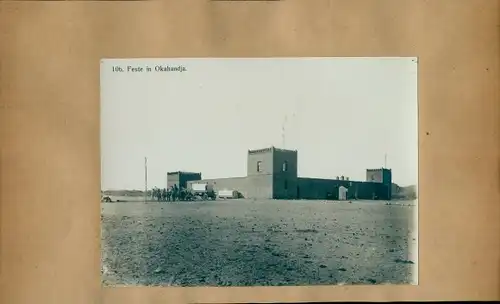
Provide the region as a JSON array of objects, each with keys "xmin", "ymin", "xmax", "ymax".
[{"xmin": 101, "ymin": 58, "xmax": 418, "ymax": 190}]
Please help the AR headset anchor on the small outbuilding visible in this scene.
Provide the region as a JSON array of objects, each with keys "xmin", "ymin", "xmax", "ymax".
[{"xmin": 339, "ymin": 185, "xmax": 348, "ymax": 201}]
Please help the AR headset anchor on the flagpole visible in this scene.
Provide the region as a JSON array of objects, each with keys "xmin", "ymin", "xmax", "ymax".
[{"xmin": 144, "ymin": 157, "xmax": 148, "ymax": 203}]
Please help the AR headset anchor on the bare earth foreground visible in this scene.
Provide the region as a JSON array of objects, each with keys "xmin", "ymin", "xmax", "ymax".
[{"xmin": 101, "ymin": 199, "xmax": 417, "ymax": 286}]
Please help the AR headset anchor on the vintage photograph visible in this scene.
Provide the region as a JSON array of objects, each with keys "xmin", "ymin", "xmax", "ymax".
[{"xmin": 100, "ymin": 57, "xmax": 418, "ymax": 287}]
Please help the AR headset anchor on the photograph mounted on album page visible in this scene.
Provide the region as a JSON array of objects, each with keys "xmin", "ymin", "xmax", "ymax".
[
  {"xmin": 1, "ymin": 1, "xmax": 499, "ymax": 303},
  {"xmin": 100, "ymin": 57, "xmax": 418, "ymax": 287}
]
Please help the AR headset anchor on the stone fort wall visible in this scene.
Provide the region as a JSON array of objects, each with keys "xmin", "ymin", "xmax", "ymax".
[{"xmin": 178, "ymin": 147, "xmax": 392, "ymax": 200}]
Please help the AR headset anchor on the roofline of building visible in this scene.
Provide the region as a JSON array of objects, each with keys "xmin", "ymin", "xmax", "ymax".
[
  {"xmin": 248, "ymin": 146, "xmax": 298, "ymax": 154},
  {"xmin": 187, "ymin": 176, "xmax": 247, "ymax": 182},
  {"xmin": 167, "ymin": 171, "xmax": 202, "ymax": 175}
]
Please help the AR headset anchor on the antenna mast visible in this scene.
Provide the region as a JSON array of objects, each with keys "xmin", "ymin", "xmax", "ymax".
[{"xmin": 282, "ymin": 115, "xmax": 288, "ymax": 149}]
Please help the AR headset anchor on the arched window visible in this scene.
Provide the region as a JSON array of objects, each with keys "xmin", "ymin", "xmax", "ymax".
[
  {"xmin": 282, "ymin": 161, "xmax": 288, "ymax": 172},
  {"xmin": 257, "ymin": 161, "xmax": 262, "ymax": 172}
]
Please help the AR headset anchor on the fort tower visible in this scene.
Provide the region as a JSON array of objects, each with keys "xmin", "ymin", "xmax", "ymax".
[{"xmin": 246, "ymin": 147, "xmax": 298, "ymax": 199}]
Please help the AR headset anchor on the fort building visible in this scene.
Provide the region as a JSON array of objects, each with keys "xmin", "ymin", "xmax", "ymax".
[{"xmin": 168, "ymin": 147, "xmax": 392, "ymax": 200}]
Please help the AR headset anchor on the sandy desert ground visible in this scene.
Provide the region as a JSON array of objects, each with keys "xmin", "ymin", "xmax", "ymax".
[{"xmin": 101, "ymin": 199, "xmax": 417, "ymax": 287}]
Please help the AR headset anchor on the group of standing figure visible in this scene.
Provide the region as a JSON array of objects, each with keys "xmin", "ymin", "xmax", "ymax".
[{"xmin": 151, "ymin": 185, "xmax": 193, "ymax": 202}]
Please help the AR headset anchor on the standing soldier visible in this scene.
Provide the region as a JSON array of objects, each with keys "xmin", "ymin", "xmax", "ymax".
[
  {"xmin": 166, "ymin": 188, "xmax": 171, "ymax": 202},
  {"xmin": 172, "ymin": 184, "xmax": 178, "ymax": 202},
  {"xmin": 155, "ymin": 187, "xmax": 160, "ymax": 201},
  {"xmin": 161, "ymin": 188, "xmax": 167, "ymax": 202}
]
